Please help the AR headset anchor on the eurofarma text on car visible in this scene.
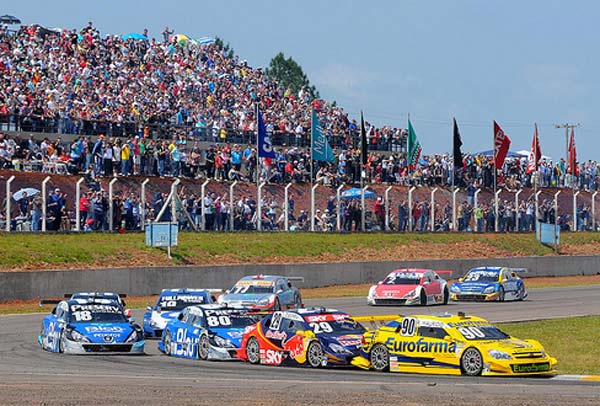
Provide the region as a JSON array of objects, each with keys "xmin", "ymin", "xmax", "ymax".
[
  {"xmin": 238, "ymin": 308, "xmax": 368, "ymax": 367},
  {"xmin": 352, "ymin": 313, "xmax": 556, "ymax": 376},
  {"xmin": 367, "ymin": 269, "xmax": 452, "ymax": 306},
  {"xmin": 450, "ymin": 267, "xmax": 528, "ymax": 302},
  {"xmin": 143, "ymin": 289, "xmax": 218, "ymax": 338},
  {"xmin": 159, "ymin": 304, "xmax": 260, "ymax": 360},
  {"xmin": 218, "ymin": 275, "xmax": 303, "ymax": 311},
  {"xmin": 39, "ymin": 298, "xmax": 144, "ymax": 354}
]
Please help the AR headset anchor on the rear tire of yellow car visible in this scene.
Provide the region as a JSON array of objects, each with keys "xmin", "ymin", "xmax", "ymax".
[
  {"xmin": 370, "ymin": 344, "xmax": 390, "ymax": 372},
  {"xmin": 498, "ymin": 286, "xmax": 505, "ymax": 302},
  {"xmin": 460, "ymin": 347, "xmax": 483, "ymax": 376},
  {"xmin": 246, "ymin": 337, "xmax": 260, "ymax": 364},
  {"xmin": 307, "ymin": 341, "xmax": 323, "ymax": 368}
]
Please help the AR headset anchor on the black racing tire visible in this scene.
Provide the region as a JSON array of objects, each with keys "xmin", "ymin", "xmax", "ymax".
[
  {"xmin": 58, "ymin": 331, "xmax": 65, "ymax": 353},
  {"xmin": 420, "ymin": 289, "xmax": 427, "ymax": 306},
  {"xmin": 294, "ymin": 293, "xmax": 302, "ymax": 309},
  {"xmin": 443, "ymin": 287, "xmax": 449, "ymax": 305},
  {"xmin": 370, "ymin": 343, "xmax": 390, "ymax": 372},
  {"xmin": 306, "ymin": 341, "xmax": 324, "ymax": 368},
  {"xmin": 246, "ymin": 337, "xmax": 260, "ymax": 364},
  {"xmin": 198, "ymin": 334, "xmax": 210, "ymax": 360},
  {"xmin": 273, "ymin": 298, "xmax": 281, "ymax": 311},
  {"xmin": 163, "ymin": 331, "xmax": 173, "ymax": 355},
  {"xmin": 498, "ymin": 286, "xmax": 505, "ymax": 302},
  {"xmin": 461, "ymin": 347, "xmax": 483, "ymax": 376},
  {"xmin": 517, "ymin": 286, "xmax": 525, "ymax": 301}
]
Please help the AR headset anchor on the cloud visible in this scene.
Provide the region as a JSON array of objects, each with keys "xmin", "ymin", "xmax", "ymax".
[
  {"xmin": 312, "ymin": 63, "xmax": 375, "ymax": 94},
  {"xmin": 521, "ymin": 64, "xmax": 585, "ymax": 100}
]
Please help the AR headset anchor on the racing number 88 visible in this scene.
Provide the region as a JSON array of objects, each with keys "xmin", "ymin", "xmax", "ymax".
[{"xmin": 400, "ymin": 317, "xmax": 416, "ymax": 336}]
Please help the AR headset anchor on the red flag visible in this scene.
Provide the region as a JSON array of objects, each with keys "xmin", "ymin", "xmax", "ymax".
[
  {"xmin": 568, "ymin": 128, "xmax": 579, "ymax": 176},
  {"xmin": 493, "ymin": 120, "xmax": 511, "ymax": 168},
  {"xmin": 525, "ymin": 123, "xmax": 542, "ymax": 174}
]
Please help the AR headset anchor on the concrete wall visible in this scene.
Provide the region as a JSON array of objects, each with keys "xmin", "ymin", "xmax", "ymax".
[{"xmin": 1, "ymin": 256, "xmax": 599, "ymax": 301}]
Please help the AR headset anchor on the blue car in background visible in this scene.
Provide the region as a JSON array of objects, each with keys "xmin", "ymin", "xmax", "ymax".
[
  {"xmin": 218, "ymin": 275, "xmax": 303, "ymax": 311},
  {"xmin": 143, "ymin": 289, "xmax": 219, "ymax": 338},
  {"xmin": 450, "ymin": 267, "xmax": 528, "ymax": 302},
  {"xmin": 159, "ymin": 304, "xmax": 260, "ymax": 360},
  {"xmin": 39, "ymin": 298, "xmax": 144, "ymax": 354}
]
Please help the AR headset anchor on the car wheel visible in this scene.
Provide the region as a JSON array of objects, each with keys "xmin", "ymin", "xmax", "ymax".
[
  {"xmin": 273, "ymin": 298, "xmax": 281, "ymax": 311},
  {"xmin": 461, "ymin": 347, "xmax": 483, "ymax": 376},
  {"xmin": 370, "ymin": 343, "xmax": 390, "ymax": 372},
  {"xmin": 294, "ymin": 294, "xmax": 302, "ymax": 309},
  {"xmin": 163, "ymin": 331, "xmax": 173, "ymax": 355},
  {"xmin": 246, "ymin": 337, "xmax": 260, "ymax": 364},
  {"xmin": 198, "ymin": 334, "xmax": 210, "ymax": 360},
  {"xmin": 443, "ymin": 287, "xmax": 449, "ymax": 305},
  {"xmin": 517, "ymin": 286, "xmax": 525, "ymax": 301},
  {"xmin": 498, "ymin": 286, "xmax": 505, "ymax": 302},
  {"xmin": 58, "ymin": 331, "xmax": 65, "ymax": 353},
  {"xmin": 307, "ymin": 341, "xmax": 324, "ymax": 368},
  {"xmin": 420, "ymin": 289, "xmax": 427, "ymax": 306}
]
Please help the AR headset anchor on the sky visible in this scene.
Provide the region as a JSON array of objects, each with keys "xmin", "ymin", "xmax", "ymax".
[{"xmin": 4, "ymin": 0, "xmax": 600, "ymax": 161}]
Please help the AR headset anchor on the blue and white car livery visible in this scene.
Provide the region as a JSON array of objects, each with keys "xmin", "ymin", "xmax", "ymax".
[
  {"xmin": 218, "ymin": 275, "xmax": 303, "ymax": 311},
  {"xmin": 143, "ymin": 289, "xmax": 218, "ymax": 338},
  {"xmin": 450, "ymin": 267, "xmax": 528, "ymax": 302},
  {"xmin": 39, "ymin": 298, "xmax": 144, "ymax": 354},
  {"xmin": 159, "ymin": 304, "xmax": 259, "ymax": 360}
]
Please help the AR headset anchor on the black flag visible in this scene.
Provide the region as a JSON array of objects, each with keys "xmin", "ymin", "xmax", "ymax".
[
  {"xmin": 360, "ymin": 111, "xmax": 368, "ymax": 166},
  {"xmin": 453, "ymin": 117, "xmax": 463, "ymax": 169}
]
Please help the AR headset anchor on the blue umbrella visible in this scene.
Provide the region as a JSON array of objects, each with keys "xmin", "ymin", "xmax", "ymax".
[
  {"xmin": 341, "ymin": 188, "xmax": 376, "ymax": 200},
  {"xmin": 122, "ymin": 33, "xmax": 148, "ymax": 41}
]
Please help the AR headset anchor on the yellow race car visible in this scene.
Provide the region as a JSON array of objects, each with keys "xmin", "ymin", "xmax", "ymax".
[{"xmin": 352, "ymin": 313, "xmax": 557, "ymax": 376}]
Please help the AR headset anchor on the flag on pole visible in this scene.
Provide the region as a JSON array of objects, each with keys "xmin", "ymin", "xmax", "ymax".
[
  {"xmin": 493, "ymin": 120, "xmax": 511, "ymax": 169},
  {"xmin": 311, "ymin": 109, "xmax": 334, "ymax": 162},
  {"xmin": 453, "ymin": 118, "xmax": 463, "ymax": 169},
  {"xmin": 525, "ymin": 123, "xmax": 542, "ymax": 174},
  {"xmin": 360, "ymin": 112, "xmax": 368, "ymax": 166},
  {"xmin": 257, "ymin": 107, "xmax": 275, "ymax": 158},
  {"xmin": 407, "ymin": 119, "xmax": 422, "ymax": 169},
  {"xmin": 568, "ymin": 128, "xmax": 579, "ymax": 176}
]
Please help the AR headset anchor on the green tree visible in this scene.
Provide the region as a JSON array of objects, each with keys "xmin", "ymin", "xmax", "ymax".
[
  {"xmin": 214, "ymin": 37, "xmax": 235, "ymax": 58},
  {"xmin": 266, "ymin": 52, "xmax": 319, "ymax": 99}
]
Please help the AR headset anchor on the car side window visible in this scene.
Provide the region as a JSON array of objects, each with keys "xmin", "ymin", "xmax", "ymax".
[
  {"xmin": 417, "ymin": 327, "xmax": 448, "ymax": 339},
  {"xmin": 276, "ymin": 280, "xmax": 287, "ymax": 292},
  {"xmin": 281, "ymin": 318, "xmax": 296, "ymax": 332}
]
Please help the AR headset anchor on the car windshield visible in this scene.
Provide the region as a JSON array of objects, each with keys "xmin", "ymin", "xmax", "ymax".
[
  {"xmin": 306, "ymin": 317, "xmax": 366, "ymax": 335},
  {"xmin": 456, "ymin": 325, "xmax": 510, "ymax": 341},
  {"xmin": 69, "ymin": 310, "xmax": 127, "ymax": 323},
  {"xmin": 230, "ymin": 283, "xmax": 274, "ymax": 295},
  {"xmin": 383, "ymin": 273, "xmax": 421, "ymax": 285},
  {"xmin": 158, "ymin": 294, "xmax": 207, "ymax": 311},
  {"xmin": 463, "ymin": 270, "xmax": 499, "ymax": 284},
  {"xmin": 210, "ymin": 314, "xmax": 257, "ymax": 328}
]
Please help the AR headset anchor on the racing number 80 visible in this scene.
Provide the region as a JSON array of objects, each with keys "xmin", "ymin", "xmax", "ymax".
[
  {"xmin": 400, "ymin": 317, "xmax": 416, "ymax": 336},
  {"xmin": 206, "ymin": 316, "xmax": 231, "ymax": 327}
]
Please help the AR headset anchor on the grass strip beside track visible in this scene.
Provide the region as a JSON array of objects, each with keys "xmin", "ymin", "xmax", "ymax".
[
  {"xmin": 2, "ymin": 232, "xmax": 600, "ymax": 271},
  {"xmin": 499, "ymin": 316, "xmax": 600, "ymax": 375}
]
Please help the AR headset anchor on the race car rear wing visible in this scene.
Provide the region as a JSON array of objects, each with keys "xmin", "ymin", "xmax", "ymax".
[
  {"xmin": 433, "ymin": 270, "xmax": 453, "ymax": 275},
  {"xmin": 286, "ymin": 277, "xmax": 305, "ymax": 282},
  {"xmin": 39, "ymin": 299, "xmax": 62, "ymax": 306},
  {"xmin": 63, "ymin": 293, "xmax": 128, "ymax": 299},
  {"xmin": 353, "ymin": 315, "xmax": 402, "ymax": 330},
  {"xmin": 506, "ymin": 268, "xmax": 527, "ymax": 273}
]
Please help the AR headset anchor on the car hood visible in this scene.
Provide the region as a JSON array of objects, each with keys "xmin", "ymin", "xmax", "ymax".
[
  {"xmin": 211, "ymin": 327, "xmax": 246, "ymax": 347},
  {"xmin": 319, "ymin": 333, "xmax": 363, "ymax": 352},
  {"xmin": 452, "ymin": 282, "xmax": 496, "ymax": 293},
  {"xmin": 72, "ymin": 322, "xmax": 134, "ymax": 344},
  {"xmin": 372, "ymin": 284, "xmax": 419, "ymax": 298},
  {"xmin": 476, "ymin": 338, "xmax": 545, "ymax": 354},
  {"xmin": 220, "ymin": 293, "xmax": 272, "ymax": 304}
]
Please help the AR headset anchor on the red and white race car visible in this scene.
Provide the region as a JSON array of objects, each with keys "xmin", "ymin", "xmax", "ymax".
[{"xmin": 366, "ymin": 268, "xmax": 453, "ymax": 306}]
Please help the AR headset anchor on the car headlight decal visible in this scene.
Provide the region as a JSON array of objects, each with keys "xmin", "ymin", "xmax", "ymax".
[
  {"xmin": 488, "ymin": 349, "xmax": 512, "ymax": 360},
  {"xmin": 483, "ymin": 286, "xmax": 496, "ymax": 294}
]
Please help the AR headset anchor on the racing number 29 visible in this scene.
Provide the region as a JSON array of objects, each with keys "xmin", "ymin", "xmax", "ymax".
[{"xmin": 400, "ymin": 317, "xmax": 416, "ymax": 336}]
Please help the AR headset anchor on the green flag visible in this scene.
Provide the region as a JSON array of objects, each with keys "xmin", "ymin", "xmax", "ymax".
[{"xmin": 407, "ymin": 119, "xmax": 422, "ymax": 168}]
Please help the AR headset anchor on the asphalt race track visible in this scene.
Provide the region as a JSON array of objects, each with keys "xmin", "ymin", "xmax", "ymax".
[{"xmin": 1, "ymin": 285, "xmax": 599, "ymax": 406}]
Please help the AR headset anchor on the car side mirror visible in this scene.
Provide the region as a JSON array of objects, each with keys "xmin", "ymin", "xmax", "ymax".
[
  {"xmin": 443, "ymin": 335, "xmax": 453, "ymax": 343},
  {"xmin": 146, "ymin": 306, "xmax": 152, "ymax": 311},
  {"xmin": 458, "ymin": 278, "xmax": 464, "ymax": 282},
  {"xmin": 225, "ymin": 290, "xmax": 230, "ymax": 294},
  {"xmin": 377, "ymin": 281, "xmax": 383, "ymax": 285},
  {"xmin": 276, "ymin": 289, "xmax": 283, "ymax": 294},
  {"xmin": 124, "ymin": 309, "xmax": 133, "ymax": 318},
  {"xmin": 129, "ymin": 317, "xmax": 136, "ymax": 323},
  {"xmin": 423, "ymin": 281, "xmax": 430, "ymax": 285},
  {"xmin": 295, "ymin": 330, "xmax": 305, "ymax": 337},
  {"xmin": 177, "ymin": 313, "xmax": 184, "ymax": 321}
]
